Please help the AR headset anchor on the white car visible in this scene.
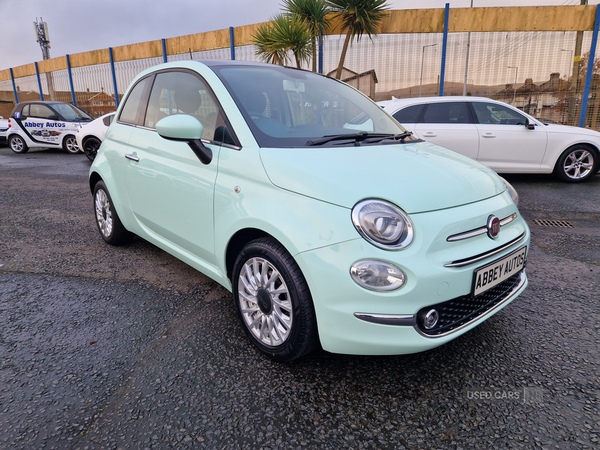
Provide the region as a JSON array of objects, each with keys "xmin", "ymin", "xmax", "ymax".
[
  {"xmin": 76, "ymin": 113, "xmax": 115, "ymax": 161},
  {"xmin": 0, "ymin": 116, "xmax": 8, "ymax": 145},
  {"xmin": 379, "ymin": 96, "xmax": 600, "ymax": 183},
  {"xmin": 7, "ymin": 101, "xmax": 93, "ymax": 154}
]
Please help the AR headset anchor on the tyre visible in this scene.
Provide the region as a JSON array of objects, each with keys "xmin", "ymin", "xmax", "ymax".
[
  {"xmin": 9, "ymin": 135, "xmax": 28, "ymax": 153},
  {"xmin": 83, "ymin": 137, "xmax": 101, "ymax": 161},
  {"xmin": 62, "ymin": 135, "xmax": 80, "ymax": 154},
  {"xmin": 232, "ymin": 237, "xmax": 318, "ymax": 361},
  {"xmin": 554, "ymin": 145, "xmax": 598, "ymax": 183},
  {"xmin": 93, "ymin": 181, "xmax": 134, "ymax": 245}
]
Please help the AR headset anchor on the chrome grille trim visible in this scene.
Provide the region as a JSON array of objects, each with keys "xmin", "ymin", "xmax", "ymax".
[
  {"xmin": 443, "ymin": 232, "xmax": 526, "ymax": 268},
  {"xmin": 447, "ymin": 213, "xmax": 517, "ymax": 242}
]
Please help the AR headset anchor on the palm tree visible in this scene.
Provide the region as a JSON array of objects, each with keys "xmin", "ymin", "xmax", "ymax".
[
  {"xmin": 326, "ymin": 0, "xmax": 389, "ymax": 80},
  {"xmin": 252, "ymin": 14, "xmax": 312, "ymax": 68},
  {"xmin": 252, "ymin": 24, "xmax": 287, "ymax": 65},
  {"xmin": 282, "ymin": 0, "xmax": 330, "ymax": 72}
]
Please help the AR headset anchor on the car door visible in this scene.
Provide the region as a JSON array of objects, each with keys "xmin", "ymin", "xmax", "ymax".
[
  {"xmin": 412, "ymin": 101, "xmax": 480, "ymax": 160},
  {"xmin": 472, "ymin": 101, "xmax": 547, "ymax": 172},
  {"xmin": 123, "ymin": 70, "xmax": 228, "ymax": 265},
  {"xmin": 22, "ymin": 103, "xmax": 63, "ymax": 147}
]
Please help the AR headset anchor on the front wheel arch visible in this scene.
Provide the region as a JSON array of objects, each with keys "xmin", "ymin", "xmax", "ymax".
[
  {"xmin": 553, "ymin": 144, "xmax": 599, "ymax": 183},
  {"xmin": 232, "ymin": 236, "xmax": 319, "ymax": 361}
]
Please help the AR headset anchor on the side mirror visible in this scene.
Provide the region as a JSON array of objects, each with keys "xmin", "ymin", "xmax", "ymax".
[
  {"xmin": 156, "ymin": 114, "xmax": 212, "ymax": 165},
  {"xmin": 526, "ymin": 119, "xmax": 535, "ymax": 130}
]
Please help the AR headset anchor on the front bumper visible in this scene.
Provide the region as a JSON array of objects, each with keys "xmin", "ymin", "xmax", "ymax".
[{"xmin": 295, "ymin": 192, "xmax": 530, "ymax": 355}]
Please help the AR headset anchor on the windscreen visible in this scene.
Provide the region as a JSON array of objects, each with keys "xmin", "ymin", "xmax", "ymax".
[
  {"xmin": 213, "ymin": 65, "xmax": 405, "ymax": 148},
  {"xmin": 53, "ymin": 103, "xmax": 93, "ymax": 122}
]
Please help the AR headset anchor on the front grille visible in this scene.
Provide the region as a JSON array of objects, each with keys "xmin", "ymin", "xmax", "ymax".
[{"xmin": 416, "ymin": 271, "xmax": 523, "ymax": 336}]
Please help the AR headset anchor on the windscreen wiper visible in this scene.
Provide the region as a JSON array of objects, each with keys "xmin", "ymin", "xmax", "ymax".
[
  {"xmin": 363, "ymin": 131, "xmax": 414, "ymax": 144},
  {"xmin": 306, "ymin": 131, "xmax": 395, "ymax": 146}
]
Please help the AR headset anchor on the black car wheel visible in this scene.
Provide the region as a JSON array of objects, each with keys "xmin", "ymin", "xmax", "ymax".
[
  {"xmin": 232, "ymin": 237, "xmax": 318, "ymax": 361},
  {"xmin": 83, "ymin": 137, "xmax": 101, "ymax": 161}
]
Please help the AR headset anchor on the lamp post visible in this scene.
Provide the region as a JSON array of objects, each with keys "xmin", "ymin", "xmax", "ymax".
[
  {"xmin": 420, "ymin": 44, "xmax": 437, "ymax": 97},
  {"xmin": 507, "ymin": 66, "xmax": 518, "ymax": 106},
  {"xmin": 561, "ymin": 48, "xmax": 574, "ymax": 79},
  {"xmin": 463, "ymin": 0, "xmax": 474, "ymax": 96}
]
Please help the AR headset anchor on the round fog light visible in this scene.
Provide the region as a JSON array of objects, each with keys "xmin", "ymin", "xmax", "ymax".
[
  {"xmin": 350, "ymin": 260, "xmax": 406, "ymax": 291},
  {"xmin": 423, "ymin": 309, "xmax": 439, "ymax": 329}
]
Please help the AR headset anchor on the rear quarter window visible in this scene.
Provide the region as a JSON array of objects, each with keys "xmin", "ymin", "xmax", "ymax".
[{"xmin": 392, "ymin": 104, "xmax": 423, "ymax": 124}]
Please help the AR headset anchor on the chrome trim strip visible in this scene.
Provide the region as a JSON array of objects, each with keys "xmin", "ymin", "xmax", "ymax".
[
  {"xmin": 415, "ymin": 271, "xmax": 527, "ymax": 339},
  {"xmin": 447, "ymin": 213, "xmax": 517, "ymax": 242},
  {"xmin": 125, "ymin": 154, "xmax": 139, "ymax": 162},
  {"xmin": 443, "ymin": 232, "xmax": 526, "ymax": 268},
  {"xmin": 500, "ymin": 213, "xmax": 517, "ymax": 226},
  {"xmin": 354, "ymin": 313, "xmax": 416, "ymax": 326}
]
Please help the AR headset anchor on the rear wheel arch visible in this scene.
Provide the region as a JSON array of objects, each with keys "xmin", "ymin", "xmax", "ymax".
[{"xmin": 89, "ymin": 171, "xmax": 103, "ymax": 194}]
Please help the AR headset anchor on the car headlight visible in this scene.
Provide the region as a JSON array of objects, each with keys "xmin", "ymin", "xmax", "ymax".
[
  {"xmin": 351, "ymin": 199, "xmax": 413, "ymax": 250},
  {"xmin": 500, "ymin": 177, "xmax": 519, "ymax": 207}
]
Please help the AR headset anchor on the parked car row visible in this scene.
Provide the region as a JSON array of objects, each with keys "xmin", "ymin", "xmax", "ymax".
[
  {"xmin": 5, "ymin": 95, "xmax": 599, "ymax": 184},
  {"xmin": 4, "ymin": 101, "xmax": 113, "ymax": 161},
  {"xmin": 5, "ymin": 63, "xmax": 598, "ymax": 361}
]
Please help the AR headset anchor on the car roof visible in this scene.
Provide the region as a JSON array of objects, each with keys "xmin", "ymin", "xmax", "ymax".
[
  {"xmin": 378, "ymin": 96, "xmax": 507, "ymax": 112},
  {"xmin": 17, "ymin": 101, "xmax": 70, "ymax": 105}
]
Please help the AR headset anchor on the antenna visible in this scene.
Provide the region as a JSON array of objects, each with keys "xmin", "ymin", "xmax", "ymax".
[
  {"xmin": 33, "ymin": 17, "xmax": 55, "ymax": 100},
  {"xmin": 33, "ymin": 17, "xmax": 51, "ymax": 60}
]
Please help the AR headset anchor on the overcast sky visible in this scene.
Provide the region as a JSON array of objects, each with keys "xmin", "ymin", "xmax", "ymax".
[{"xmin": 0, "ymin": 0, "xmax": 597, "ymax": 71}]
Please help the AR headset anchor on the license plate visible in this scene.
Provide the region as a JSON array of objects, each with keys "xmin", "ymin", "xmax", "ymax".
[{"xmin": 472, "ymin": 246, "xmax": 527, "ymax": 297}]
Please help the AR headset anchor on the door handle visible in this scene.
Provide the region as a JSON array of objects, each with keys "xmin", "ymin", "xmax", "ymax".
[
  {"xmin": 125, "ymin": 154, "xmax": 139, "ymax": 162},
  {"xmin": 423, "ymin": 132, "xmax": 437, "ymax": 137},
  {"xmin": 482, "ymin": 133, "xmax": 496, "ymax": 138}
]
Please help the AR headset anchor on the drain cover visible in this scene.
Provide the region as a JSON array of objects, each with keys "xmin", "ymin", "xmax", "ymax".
[{"xmin": 531, "ymin": 219, "xmax": 573, "ymax": 228}]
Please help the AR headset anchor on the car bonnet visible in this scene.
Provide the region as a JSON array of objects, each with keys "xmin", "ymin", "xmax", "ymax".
[{"xmin": 259, "ymin": 141, "xmax": 505, "ymax": 214}]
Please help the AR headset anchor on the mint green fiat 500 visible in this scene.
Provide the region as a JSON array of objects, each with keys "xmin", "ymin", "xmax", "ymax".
[{"xmin": 90, "ymin": 60, "xmax": 529, "ymax": 361}]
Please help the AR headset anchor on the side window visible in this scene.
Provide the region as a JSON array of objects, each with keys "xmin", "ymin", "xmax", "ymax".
[
  {"xmin": 119, "ymin": 76, "xmax": 152, "ymax": 125},
  {"xmin": 102, "ymin": 114, "xmax": 114, "ymax": 127},
  {"xmin": 422, "ymin": 102, "xmax": 470, "ymax": 124},
  {"xmin": 392, "ymin": 104, "xmax": 423, "ymax": 123},
  {"xmin": 29, "ymin": 104, "xmax": 55, "ymax": 119},
  {"xmin": 22, "ymin": 105, "xmax": 30, "ymax": 117},
  {"xmin": 473, "ymin": 102, "xmax": 527, "ymax": 125},
  {"xmin": 144, "ymin": 70, "xmax": 232, "ymax": 143}
]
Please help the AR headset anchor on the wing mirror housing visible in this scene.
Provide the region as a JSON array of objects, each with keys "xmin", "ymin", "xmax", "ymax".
[
  {"xmin": 526, "ymin": 119, "xmax": 535, "ymax": 130},
  {"xmin": 156, "ymin": 114, "xmax": 212, "ymax": 165}
]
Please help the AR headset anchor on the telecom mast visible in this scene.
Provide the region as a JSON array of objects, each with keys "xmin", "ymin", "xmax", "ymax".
[{"xmin": 33, "ymin": 18, "xmax": 55, "ymax": 100}]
